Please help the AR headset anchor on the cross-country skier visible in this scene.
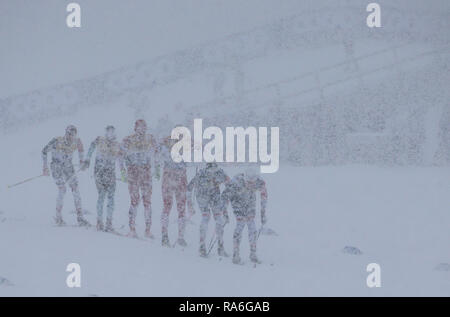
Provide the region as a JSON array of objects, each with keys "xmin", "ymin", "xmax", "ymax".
[
  {"xmin": 82, "ymin": 126, "xmax": 120, "ymax": 232},
  {"xmin": 42, "ymin": 125, "xmax": 89, "ymax": 226},
  {"xmin": 187, "ymin": 162, "xmax": 230, "ymax": 257},
  {"xmin": 119, "ymin": 119, "xmax": 158, "ymax": 238},
  {"xmin": 221, "ymin": 167, "xmax": 268, "ymax": 264},
  {"xmin": 159, "ymin": 135, "xmax": 188, "ymax": 247}
]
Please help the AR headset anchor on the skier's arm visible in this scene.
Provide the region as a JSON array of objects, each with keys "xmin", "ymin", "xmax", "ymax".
[
  {"xmin": 83, "ymin": 138, "xmax": 98, "ymax": 169},
  {"xmin": 77, "ymin": 138, "xmax": 85, "ymax": 166},
  {"xmin": 81, "ymin": 137, "xmax": 99, "ymax": 170},
  {"xmin": 42, "ymin": 138, "xmax": 57, "ymax": 175},
  {"xmin": 118, "ymin": 139, "xmax": 129, "ymax": 181},
  {"xmin": 152, "ymin": 136, "xmax": 161, "ymax": 180},
  {"xmin": 118, "ymin": 139, "xmax": 128, "ymax": 171}
]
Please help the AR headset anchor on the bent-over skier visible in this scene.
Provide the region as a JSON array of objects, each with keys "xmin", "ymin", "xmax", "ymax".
[
  {"xmin": 187, "ymin": 162, "xmax": 230, "ymax": 257},
  {"xmin": 221, "ymin": 167, "xmax": 268, "ymax": 264}
]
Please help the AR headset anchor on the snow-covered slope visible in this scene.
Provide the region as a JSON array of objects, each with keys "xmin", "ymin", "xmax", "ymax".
[{"xmin": 1, "ymin": 104, "xmax": 450, "ymax": 296}]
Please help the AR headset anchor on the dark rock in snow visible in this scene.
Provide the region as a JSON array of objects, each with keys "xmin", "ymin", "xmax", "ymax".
[
  {"xmin": 342, "ymin": 246, "xmax": 363, "ymax": 255},
  {"xmin": 0, "ymin": 277, "xmax": 14, "ymax": 286}
]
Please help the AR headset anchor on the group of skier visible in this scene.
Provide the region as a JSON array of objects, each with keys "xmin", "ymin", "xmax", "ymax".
[{"xmin": 41, "ymin": 120, "xmax": 269, "ymax": 264}]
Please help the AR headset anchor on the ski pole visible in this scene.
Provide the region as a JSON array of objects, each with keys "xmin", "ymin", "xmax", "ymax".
[
  {"xmin": 207, "ymin": 220, "xmax": 228, "ymax": 256},
  {"xmin": 7, "ymin": 174, "xmax": 45, "ymax": 189},
  {"xmin": 207, "ymin": 231, "xmax": 216, "ymax": 256},
  {"xmin": 256, "ymin": 225, "xmax": 263, "ymax": 242}
]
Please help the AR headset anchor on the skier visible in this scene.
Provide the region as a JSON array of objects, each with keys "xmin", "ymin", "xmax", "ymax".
[
  {"xmin": 221, "ymin": 167, "xmax": 268, "ymax": 264},
  {"xmin": 119, "ymin": 119, "xmax": 158, "ymax": 238},
  {"xmin": 187, "ymin": 162, "xmax": 230, "ymax": 257},
  {"xmin": 82, "ymin": 125, "xmax": 120, "ymax": 232},
  {"xmin": 159, "ymin": 135, "xmax": 188, "ymax": 247},
  {"xmin": 42, "ymin": 125, "xmax": 89, "ymax": 226}
]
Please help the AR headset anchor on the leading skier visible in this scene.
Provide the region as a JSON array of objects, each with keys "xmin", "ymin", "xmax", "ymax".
[{"xmin": 42, "ymin": 125, "xmax": 89, "ymax": 226}]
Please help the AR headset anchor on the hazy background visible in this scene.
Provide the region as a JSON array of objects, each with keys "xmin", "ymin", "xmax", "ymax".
[{"xmin": 1, "ymin": 0, "xmax": 449, "ymax": 165}]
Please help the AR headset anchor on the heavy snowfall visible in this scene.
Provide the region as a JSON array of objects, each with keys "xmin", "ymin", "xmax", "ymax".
[{"xmin": 0, "ymin": 0, "xmax": 449, "ymax": 296}]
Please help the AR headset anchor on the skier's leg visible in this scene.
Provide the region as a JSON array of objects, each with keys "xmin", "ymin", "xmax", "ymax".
[
  {"xmin": 199, "ymin": 208, "xmax": 210, "ymax": 245},
  {"xmin": 141, "ymin": 165, "xmax": 153, "ymax": 237},
  {"xmin": 175, "ymin": 174, "xmax": 187, "ymax": 242},
  {"xmin": 213, "ymin": 197, "xmax": 224, "ymax": 242},
  {"xmin": 198, "ymin": 198, "xmax": 210, "ymax": 256},
  {"xmin": 211, "ymin": 193, "xmax": 227, "ymax": 255},
  {"xmin": 105, "ymin": 181, "xmax": 116, "ymax": 231},
  {"xmin": 213, "ymin": 210, "xmax": 228, "ymax": 256},
  {"xmin": 70, "ymin": 182, "xmax": 82, "ymax": 213},
  {"xmin": 64, "ymin": 164, "xmax": 82, "ymax": 214},
  {"xmin": 233, "ymin": 215, "xmax": 245, "ymax": 263},
  {"xmin": 51, "ymin": 162, "xmax": 65, "ymax": 223},
  {"xmin": 247, "ymin": 215, "xmax": 258, "ymax": 260},
  {"xmin": 127, "ymin": 166, "xmax": 140, "ymax": 233},
  {"xmin": 161, "ymin": 171, "xmax": 173, "ymax": 245},
  {"xmin": 212, "ymin": 210, "xmax": 224, "ymax": 245},
  {"xmin": 56, "ymin": 183, "xmax": 66, "ymax": 222},
  {"xmin": 96, "ymin": 181, "xmax": 106, "ymax": 230},
  {"xmin": 68, "ymin": 177, "xmax": 87, "ymax": 226},
  {"xmin": 96, "ymin": 181, "xmax": 106, "ymax": 220}
]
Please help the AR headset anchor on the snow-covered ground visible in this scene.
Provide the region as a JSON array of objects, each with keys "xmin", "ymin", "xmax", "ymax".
[{"xmin": 0, "ymin": 104, "xmax": 449, "ymax": 296}]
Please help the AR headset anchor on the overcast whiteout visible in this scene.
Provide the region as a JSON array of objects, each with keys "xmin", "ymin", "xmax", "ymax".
[{"xmin": 170, "ymin": 119, "xmax": 279, "ymax": 173}]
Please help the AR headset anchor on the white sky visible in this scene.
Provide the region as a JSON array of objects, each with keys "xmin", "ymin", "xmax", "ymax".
[{"xmin": 0, "ymin": 0, "xmax": 447, "ymax": 99}]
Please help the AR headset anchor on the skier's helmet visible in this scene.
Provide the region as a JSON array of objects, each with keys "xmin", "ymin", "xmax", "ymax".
[
  {"xmin": 206, "ymin": 162, "xmax": 218, "ymax": 169},
  {"xmin": 134, "ymin": 119, "xmax": 147, "ymax": 135},
  {"xmin": 105, "ymin": 125, "xmax": 116, "ymax": 140},
  {"xmin": 65, "ymin": 125, "xmax": 77, "ymax": 140}
]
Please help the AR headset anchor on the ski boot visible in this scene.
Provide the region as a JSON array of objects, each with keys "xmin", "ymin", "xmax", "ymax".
[
  {"xmin": 217, "ymin": 241, "xmax": 229, "ymax": 257},
  {"xmin": 162, "ymin": 233, "xmax": 170, "ymax": 247},
  {"xmin": 199, "ymin": 244, "xmax": 207, "ymax": 257},
  {"xmin": 54, "ymin": 214, "xmax": 66, "ymax": 226},
  {"xmin": 104, "ymin": 217, "xmax": 114, "ymax": 233},
  {"xmin": 232, "ymin": 252, "xmax": 243, "ymax": 265},
  {"xmin": 96, "ymin": 219, "xmax": 104, "ymax": 231},
  {"xmin": 127, "ymin": 222, "xmax": 138, "ymax": 238},
  {"xmin": 250, "ymin": 252, "xmax": 261, "ymax": 264},
  {"xmin": 144, "ymin": 224, "xmax": 154, "ymax": 239},
  {"xmin": 77, "ymin": 215, "xmax": 90, "ymax": 227},
  {"xmin": 127, "ymin": 229, "xmax": 138, "ymax": 238},
  {"xmin": 177, "ymin": 237, "xmax": 187, "ymax": 247}
]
